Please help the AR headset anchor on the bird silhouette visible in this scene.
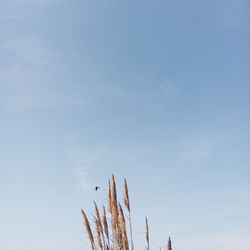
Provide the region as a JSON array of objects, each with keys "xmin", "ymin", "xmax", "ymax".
[{"xmin": 95, "ymin": 186, "xmax": 100, "ymax": 191}]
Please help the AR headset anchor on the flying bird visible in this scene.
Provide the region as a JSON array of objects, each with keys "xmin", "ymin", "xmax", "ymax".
[{"xmin": 95, "ymin": 186, "xmax": 100, "ymax": 191}]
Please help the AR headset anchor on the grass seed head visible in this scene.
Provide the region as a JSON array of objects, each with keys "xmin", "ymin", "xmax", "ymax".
[
  {"xmin": 146, "ymin": 217, "xmax": 149, "ymax": 248},
  {"xmin": 123, "ymin": 178, "xmax": 130, "ymax": 212},
  {"xmin": 81, "ymin": 209, "xmax": 95, "ymax": 250},
  {"xmin": 108, "ymin": 179, "xmax": 112, "ymax": 214},
  {"xmin": 102, "ymin": 205, "xmax": 109, "ymax": 243}
]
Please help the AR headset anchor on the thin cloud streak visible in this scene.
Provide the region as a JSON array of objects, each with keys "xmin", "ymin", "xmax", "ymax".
[{"xmin": 0, "ymin": 14, "xmax": 29, "ymax": 20}]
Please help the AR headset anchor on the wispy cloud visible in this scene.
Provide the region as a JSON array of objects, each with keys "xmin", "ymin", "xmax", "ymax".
[
  {"xmin": 1, "ymin": 34, "xmax": 180, "ymax": 115},
  {"xmin": 72, "ymin": 149, "xmax": 101, "ymax": 191},
  {"xmin": 0, "ymin": 14, "xmax": 28, "ymax": 20},
  {"xmin": 0, "ymin": 37, "xmax": 178, "ymax": 113},
  {"xmin": 74, "ymin": 166, "xmax": 91, "ymax": 190},
  {"xmin": 69, "ymin": 133, "xmax": 218, "ymax": 185},
  {"xmin": 0, "ymin": 36, "xmax": 97, "ymax": 111},
  {"xmin": 1, "ymin": 0, "xmax": 58, "ymax": 10},
  {"xmin": 2, "ymin": 36, "xmax": 54, "ymax": 65}
]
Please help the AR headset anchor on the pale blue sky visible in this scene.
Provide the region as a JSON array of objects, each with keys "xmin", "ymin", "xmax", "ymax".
[{"xmin": 0, "ymin": 0, "xmax": 249, "ymax": 250}]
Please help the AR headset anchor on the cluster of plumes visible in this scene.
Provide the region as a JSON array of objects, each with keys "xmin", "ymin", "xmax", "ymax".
[
  {"xmin": 81, "ymin": 175, "xmax": 133, "ymax": 250},
  {"xmin": 81, "ymin": 175, "xmax": 172, "ymax": 250}
]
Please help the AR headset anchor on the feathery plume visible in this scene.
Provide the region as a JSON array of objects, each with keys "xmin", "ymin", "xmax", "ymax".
[
  {"xmin": 146, "ymin": 217, "xmax": 149, "ymax": 250},
  {"xmin": 81, "ymin": 209, "xmax": 95, "ymax": 250},
  {"xmin": 123, "ymin": 178, "xmax": 130, "ymax": 212},
  {"xmin": 124, "ymin": 178, "xmax": 133, "ymax": 250},
  {"xmin": 119, "ymin": 203, "xmax": 129, "ymax": 250},
  {"xmin": 111, "ymin": 174, "xmax": 119, "ymax": 226},
  {"xmin": 111, "ymin": 175, "xmax": 120, "ymax": 247},
  {"xmin": 102, "ymin": 205, "xmax": 109, "ymax": 245},
  {"xmin": 108, "ymin": 179, "xmax": 112, "ymax": 214},
  {"xmin": 94, "ymin": 201, "xmax": 106, "ymax": 248},
  {"xmin": 94, "ymin": 202, "xmax": 103, "ymax": 234},
  {"xmin": 95, "ymin": 216, "xmax": 103, "ymax": 249}
]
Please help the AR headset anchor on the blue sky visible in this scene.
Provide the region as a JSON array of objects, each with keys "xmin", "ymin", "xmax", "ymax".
[{"xmin": 0, "ymin": 0, "xmax": 249, "ymax": 249}]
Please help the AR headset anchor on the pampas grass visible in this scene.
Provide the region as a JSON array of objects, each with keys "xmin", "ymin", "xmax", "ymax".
[{"xmin": 81, "ymin": 175, "xmax": 171, "ymax": 249}]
